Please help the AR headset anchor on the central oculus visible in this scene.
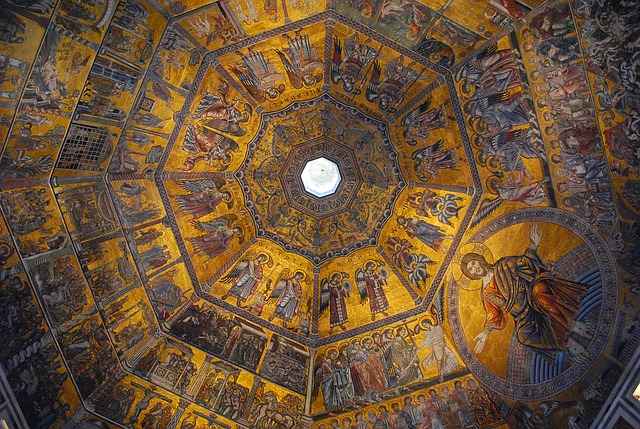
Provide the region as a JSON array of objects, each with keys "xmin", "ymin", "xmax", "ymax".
[
  {"xmin": 300, "ymin": 157, "xmax": 341, "ymax": 197},
  {"xmin": 238, "ymin": 97, "xmax": 406, "ymax": 263}
]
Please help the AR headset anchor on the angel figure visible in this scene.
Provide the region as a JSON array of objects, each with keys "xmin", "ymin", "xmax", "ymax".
[
  {"xmin": 412, "ymin": 139, "xmax": 458, "ymax": 182},
  {"xmin": 366, "ymin": 56, "xmax": 421, "ymax": 112},
  {"xmin": 231, "ymin": 49, "xmax": 285, "ymax": 102},
  {"xmin": 190, "ymin": 12, "xmax": 238, "ymax": 47},
  {"xmin": 458, "ymin": 225, "xmax": 588, "ymax": 353},
  {"xmin": 471, "ymin": 178, "xmax": 547, "ymax": 228},
  {"xmin": 268, "ymin": 270, "xmax": 306, "ymax": 329},
  {"xmin": 188, "ymin": 215, "xmax": 244, "ymax": 258},
  {"xmin": 191, "ymin": 81, "xmax": 252, "ymax": 136},
  {"xmin": 469, "ymin": 130, "xmax": 548, "ymax": 227},
  {"xmin": 354, "ymin": 133, "xmax": 389, "ymax": 189},
  {"xmin": 275, "ymin": 32, "xmax": 323, "ymax": 89},
  {"xmin": 386, "ymin": 237, "xmax": 433, "ymax": 289},
  {"xmin": 220, "ymin": 253, "xmax": 272, "ymax": 307},
  {"xmin": 397, "ymin": 216, "xmax": 449, "ymax": 250},
  {"xmin": 331, "ymin": 34, "xmax": 378, "ymax": 94},
  {"xmin": 182, "ymin": 124, "xmax": 239, "ymax": 171},
  {"xmin": 356, "ymin": 261, "xmax": 390, "ymax": 321},
  {"xmin": 228, "ymin": 0, "xmax": 258, "ymax": 25},
  {"xmin": 175, "ymin": 178, "xmax": 232, "ymax": 219},
  {"xmin": 320, "ymin": 272, "xmax": 351, "ymax": 333},
  {"xmin": 455, "ymin": 45, "xmax": 521, "ymax": 98},
  {"xmin": 402, "ymin": 96, "xmax": 447, "ymax": 146}
]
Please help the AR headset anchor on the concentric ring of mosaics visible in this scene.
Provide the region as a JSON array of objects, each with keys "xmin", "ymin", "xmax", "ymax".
[
  {"xmin": 0, "ymin": 1, "xmax": 632, "ymax": 428},
  {"xmin": 236, "ymin": 95, "xmax": 407, "ymax": 263}
]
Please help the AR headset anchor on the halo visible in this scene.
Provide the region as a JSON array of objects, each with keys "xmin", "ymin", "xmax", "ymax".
[
  {"xmin": 485, "ymin": 175, "xmax": 501, "ymax": 195},
  {"xmin": 454, "ymin": 241, "xmax": 495, "ymax": 266},
  {"xmin": 395, "ymin": 325, "xmax": 408, "ymax": 336},
  {"xmin": 419, "ymin": 317, "xmax": 435, "ymax": 330},
  {"xmin": 257, "ymin": 252, "xmax": 273, "ymax": 267},
  {"xmin": 324, "ymin": 347, "xmax": 338, "ymax": 357},
  {"xmin": 449, "ymin": 241, "xmax": 495, "ymax": 291},
  {"xmin": 364, "ymin": 259, "xmax": 380, "ymax": 268},
  {"xmin": 328, "ymin": 271, "xmax": 342, "ymax": 281}
]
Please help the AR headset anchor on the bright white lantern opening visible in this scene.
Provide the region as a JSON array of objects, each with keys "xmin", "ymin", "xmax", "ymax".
[{"xmin": 300, "ymin": 157, "xmax": 341, "ymax": 197}]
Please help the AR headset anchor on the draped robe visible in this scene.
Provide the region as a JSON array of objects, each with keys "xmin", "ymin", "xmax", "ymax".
[{"xmin": 481, "ymin": 247, "xmax": 588, "ymax": 350}]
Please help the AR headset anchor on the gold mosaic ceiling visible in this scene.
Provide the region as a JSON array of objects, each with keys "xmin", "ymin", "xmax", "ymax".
[{"xmin": 1, "ymin": 0, "xmax": 639, "ymax": 428}]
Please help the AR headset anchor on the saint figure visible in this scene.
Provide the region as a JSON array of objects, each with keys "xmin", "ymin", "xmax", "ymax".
[
  {"xmin": 412, "ymin": 139, "xmax": 458, "ymax": 182},
  {"xmin": 188, "ymin": 216, "xmax": 244, "ymax": 258},
  {"xmin": 315, "ymin": 349, "xmax": 355, "ymax": 412},
  {"xmin": 397, "ymin": 216, "xmax": 449, "ymax": 250},
  {"xmin": 320, "ymin": 272, "xmax": 351, "ymax": 332},
  {"xmin": 419, "ymin": 319, "xmax": 458, "ymax": 381},
  {"xmin": 403, "ymin": 97, "xmax": 447, "ymax": 146},
  {"xmin": 175, "ymin": 178, "xmax": 232, "ymax": 219},
  {"xmin": 356, "ymin": 261, "xmax": 390, "ymax": 321},
  {"xmin": 461, "ymin": 225, "xmax": 588, "ymax": 353},
  {"xmin": 269, "ymin": 270, "xmax": 305, "ymax": 328},
  {"xmin": 191, "ymin": 82, "xmax": 252, "ymax": 136},
  {"xmin": 220, "ymin": 253, "xmax": 272, "ymax": 307}
]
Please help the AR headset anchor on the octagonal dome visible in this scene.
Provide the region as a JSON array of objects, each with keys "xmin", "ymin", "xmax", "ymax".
[
  {"xmin": 301, "ymin": 157, "xmax": 342, "ymax": 198},
  {"xmin": 237, "ymin": 96, "xmax": 405, "ymax": 263},
  {"xmin": 0, "ymin": 2, "xmax": 630, "ymax": 429}
]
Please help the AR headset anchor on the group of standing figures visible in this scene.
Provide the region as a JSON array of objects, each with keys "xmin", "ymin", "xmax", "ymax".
[
  {"xmin": 317, "ymin": 377, "xmax": 500, "ymax": 429},
  {"xmin": 315, "ymin": 317, "xmax": 460, "ymax": 414},
  {"xmin": 527, "ymin": 2, "xmax": 617, "ymax": 230}
]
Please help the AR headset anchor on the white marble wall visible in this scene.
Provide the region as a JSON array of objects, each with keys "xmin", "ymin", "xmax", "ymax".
[
  {"xmin": 592, "ymin": 346, "xmax": 640, "ymax": 428},
  {"xmin": 0, "ymin": 366, "xmax": 27, "ymax": 429}
]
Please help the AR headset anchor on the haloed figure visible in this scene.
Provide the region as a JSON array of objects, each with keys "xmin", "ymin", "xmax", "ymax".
[
  {"xmin": 269, "ymin": 270, "xmax": 305, "ymax": 329},
  {"xmin": 356, "ymin": 261, "xmax": 390, "ymax": 321},
  {"xmin": 462, "ymin": 225, "xmax": 588, "ymax": 354},
  {"xmin": 220, "ymin": 253, "xmax": 272, "ymax": 307},
  {"xmin": 320, "ymin": 272, "xmax": 352, "ymax": 333}
]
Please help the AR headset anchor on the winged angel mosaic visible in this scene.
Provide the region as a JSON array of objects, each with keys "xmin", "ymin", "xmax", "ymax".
[
  {"xmin": 332, "ymin": 33, "xmax": 424, "ymax": 113},
  {"xmin": 220, "ymin": 254, "xmax": 308, "ymax": 329}
]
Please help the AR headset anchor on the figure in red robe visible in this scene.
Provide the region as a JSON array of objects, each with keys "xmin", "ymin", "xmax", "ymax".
[
  {"xmin": 182, "ymin": 124, "xmax": 239, "ymax": 171},
  {"xmin": 175, "ymin": 178, "xmax": 232, "ymax": 219},
  {"xmin": 403, "ymin": 96, "xmax": 447, "ymax": 146},
  {"xmin": 356, "ymin": 261, "xmax": 390, "ymax": 321},
  {"xmin": 461, "ymin": 225, "xmax": 588, "ymax": 353},
  {"xmin": 320, "ymin": 272, "xmax": 351, "ymax": 332},
  {"xmin": 188, "ymin": 216, "xmax": 243, "ymax": 258},
  {"xmin": 456, "ymin": 47, "xmax": 521, "ymax": 97},
  {"xmin": 191, "ymin": 81, "xmax": 252, "ymax": 136}
]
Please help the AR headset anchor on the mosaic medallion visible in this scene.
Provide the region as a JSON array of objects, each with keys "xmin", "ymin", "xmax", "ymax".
[{"xmin": 447, "ymin": 208, "xmax": 618, "ymax": 400}]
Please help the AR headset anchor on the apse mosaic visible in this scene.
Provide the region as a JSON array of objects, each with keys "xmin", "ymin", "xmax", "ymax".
[{"xmin": 0, "ymin": 0, "xmax": 638, "ymax": 428}]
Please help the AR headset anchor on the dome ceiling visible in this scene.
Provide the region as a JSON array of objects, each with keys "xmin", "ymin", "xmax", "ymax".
[
  {"xmin": 0, "ymin": 1, "xmax": 639, "ymax": 429},
  {"xmin": 239, "ymin": 97, "xmax": 403, "ymax": 262}
]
